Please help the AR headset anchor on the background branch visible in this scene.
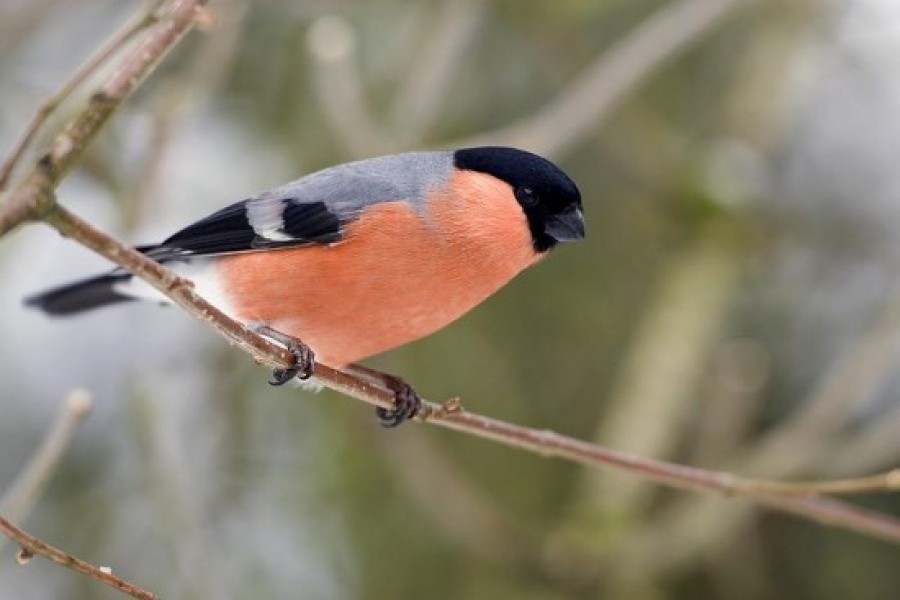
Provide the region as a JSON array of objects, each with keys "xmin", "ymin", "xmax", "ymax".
[
  {"xmin": 390, "ymin": 0, "xmax": 486, "ymax": 142},
  {"xmin": 0, "ymin": 517, "xmax": 157, "ymax": 600},
  {"xmin": 307, "ymin": 15, "xmax": 392, "ymax": 157},
  {"xmin": 0, "ymin": 391, "xmax": 91, "ymax": 554},
  {"xmin": 455, "ymin": 0, "xmax": 753, "ymax": 158},
  {"xmin": 0, "ymin": 0, "xmax": 208, "ymax": 236},
  {"xmin": 0, "ymin": 0, "xmax": 166, "ymax": 193}
]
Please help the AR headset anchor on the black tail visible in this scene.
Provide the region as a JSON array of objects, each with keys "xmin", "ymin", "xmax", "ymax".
[{"xmin": 25, "ymin": 273, "xmax": 135, "ymax": 316}]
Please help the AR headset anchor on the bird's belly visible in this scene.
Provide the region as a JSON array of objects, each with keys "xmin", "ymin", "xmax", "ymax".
[
  {"xmin": 213, "ymin": 203, "xmax": 538, "ymax": 367},
  {"xmin": 275, "ymin": 278, "xmax": 474, "ymax": 367},
  {"xmin": 217, "ymin": 249, "xmax": 511, "ymax": 366}
]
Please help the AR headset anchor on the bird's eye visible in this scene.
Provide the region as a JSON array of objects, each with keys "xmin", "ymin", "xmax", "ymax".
[{"xmin": 516, "ymin": 186, "xmax": 539, "ymax": 207}]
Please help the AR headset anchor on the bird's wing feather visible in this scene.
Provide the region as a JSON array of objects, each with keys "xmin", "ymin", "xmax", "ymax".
[
  {"xmin": 145, "ymin": 151, "xmax": 454, "ymax": 261},
  {"xmin": 151, "ymin": 198, "xmax": 343, "ymax": 260}
]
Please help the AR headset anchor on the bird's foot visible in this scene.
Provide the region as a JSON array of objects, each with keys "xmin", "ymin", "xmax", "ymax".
[
  {"xmin": 343, "ymin": 364, "xmax": 422, "ymax": 427},
  {"xmin": 252, "ymin": 325, "xmax": 316, "ymax": 385},
  {"xmin": 374, "ymin": 374, "xmax": 422, "ymax": 428}
]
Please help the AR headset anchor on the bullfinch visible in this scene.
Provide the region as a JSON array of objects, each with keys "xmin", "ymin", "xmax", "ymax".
[{"xmin": 26, "ymin": 146, "xmax": 584, "ymax": 426}]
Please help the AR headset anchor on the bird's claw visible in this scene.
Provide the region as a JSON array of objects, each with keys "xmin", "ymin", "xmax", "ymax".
[
  {"xmin": 253, "ymin": 325, "xmax": 316, "ymax": 385},
  {"xmin": 375, "ymin": 375, "xmax": 422, "ymax": 428},
  {"xmin": 269, "ymin": 340, "xmax": 315, "ymax": 385}
]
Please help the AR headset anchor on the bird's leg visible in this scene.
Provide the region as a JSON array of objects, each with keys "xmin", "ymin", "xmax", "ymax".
[
  {"xmin": 342, "ymin": 363, "xmax": 422, "ymax": 428},
  {"xmin": 251, "ymin": 324, "xmax": 316, "ymax": 385}
]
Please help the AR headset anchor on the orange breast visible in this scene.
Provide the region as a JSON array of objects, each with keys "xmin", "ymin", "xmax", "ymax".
[{"xmin": 216, "ymin": 170, "xmax": 541, "ymax": 367}]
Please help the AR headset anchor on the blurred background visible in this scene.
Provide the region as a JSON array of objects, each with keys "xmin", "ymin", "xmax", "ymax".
[{"xmin": 2, "ymin": 0, "xmax": 900, "ymax": 597}]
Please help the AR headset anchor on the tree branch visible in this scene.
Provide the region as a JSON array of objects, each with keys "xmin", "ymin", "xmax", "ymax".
[
  {"xmin": 0, "ymin": 0, "xmax": 166, "ymax": 193},
  {"xmin": 0, "ymin": 516, "xmax": 157, "ymax": 600},
  {"xmin": 0, "ymin": 0, "xmax": 208, "ymax": 236}
]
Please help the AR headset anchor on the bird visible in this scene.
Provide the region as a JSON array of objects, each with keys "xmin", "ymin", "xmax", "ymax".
[{"xmin": 26, "ymin": 146, "xmax": 584, "ymax": 426}]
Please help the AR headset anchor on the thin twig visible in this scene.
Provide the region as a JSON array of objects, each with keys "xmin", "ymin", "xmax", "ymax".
[
  {"xmin": 436, "ymin": 413, "xmax": 900, "ymax": 544},
  {"xmin": 0, "ymin": 0, "xmax": 165, "ymax": 193},
  {"xmin": 0, "ymin": 517, "xmax": 157, "ymax": 600},
  {"xmin": 731, "ymin": 470, "xmax": 900, "ymax": 496},
  {"xmin": 0, "ymin": 390, "xmax": 92, "ymax": 553}
]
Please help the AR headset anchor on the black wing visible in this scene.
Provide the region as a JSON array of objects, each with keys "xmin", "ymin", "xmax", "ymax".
[{"xmin": 147, "ymin": 198, "xmax": 344, "ymax": 261}]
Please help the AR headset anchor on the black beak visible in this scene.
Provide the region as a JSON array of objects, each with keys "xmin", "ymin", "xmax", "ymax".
[{"xmin": 545, "ymin": 207, "xmax": 585, "ymax": 243}]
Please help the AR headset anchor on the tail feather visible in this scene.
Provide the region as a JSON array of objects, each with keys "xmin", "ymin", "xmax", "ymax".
[{"xmin": 25, "ymin": 273, "xmax": 135, "ymax": 316}]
